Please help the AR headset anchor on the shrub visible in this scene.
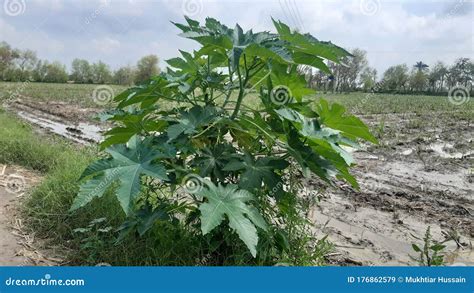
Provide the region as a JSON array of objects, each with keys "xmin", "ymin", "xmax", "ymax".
[{"xmin": 70, "ymin": 16, "xmax": 376, "ymax": 263}]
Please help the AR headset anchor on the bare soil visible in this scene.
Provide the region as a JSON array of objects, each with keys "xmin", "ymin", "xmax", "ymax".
[
  {"xmin": 310, "ymin": 112, "xmax": 473, "ymax": 265},
  {"xmin": 0, "ymin": 165, "xmax": 60, "ymax": 266}
]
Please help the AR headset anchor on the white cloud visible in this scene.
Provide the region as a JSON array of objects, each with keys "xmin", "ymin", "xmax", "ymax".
[
  {"xmin": 92, "ymin": 37, "xmax": 121, "ymax": 54},
  {"xmin": 0, "ymin": 0, "xmax": 472, "ymax": 74}
]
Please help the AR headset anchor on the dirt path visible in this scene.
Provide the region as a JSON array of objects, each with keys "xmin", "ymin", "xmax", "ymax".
[
  {"xmin": 0, "ymin": 165, "xmax": 32, "ymax": 265},
  {"xmin": 0, "ymin": 165, "xmax": 59, "ymax": 266}
]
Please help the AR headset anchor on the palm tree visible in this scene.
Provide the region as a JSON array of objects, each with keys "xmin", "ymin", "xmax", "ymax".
[{"xmin": 414, "ymin": 61, "xmax": 429, "ymax": 72}]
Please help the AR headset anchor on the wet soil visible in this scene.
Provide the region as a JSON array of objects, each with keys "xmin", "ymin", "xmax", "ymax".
[
  {"xmin": 310, "ymin": 112, "xmax": 473, "ymax": 265},
  {"xmin": 7, "ymin": 98, "xmax": 103, "ymax": 144}
]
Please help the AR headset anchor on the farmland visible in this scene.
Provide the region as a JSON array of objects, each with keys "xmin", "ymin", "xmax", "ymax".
[{"xmin": 0, "ymin": 81, "xmax": 472, "ymax": 266}]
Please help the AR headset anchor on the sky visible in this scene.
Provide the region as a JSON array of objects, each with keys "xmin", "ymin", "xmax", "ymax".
[{"xmin": 1, "ymin": 0, "xmax": 473, "ymax": 76}]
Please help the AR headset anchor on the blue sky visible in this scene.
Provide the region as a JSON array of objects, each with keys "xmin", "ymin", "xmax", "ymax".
[{"xmin": 1, "ymin": 0, "xmax": 473, "ymax": 76}]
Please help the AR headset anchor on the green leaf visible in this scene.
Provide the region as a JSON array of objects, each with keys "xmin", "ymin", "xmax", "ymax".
[
  {"xmin": 272, "ymin": 18, "xmax": 351, "ymax": 65},
  {"xmin": 223, "ymin": 153, "xmax": 288, "ymax": 197},
  {"xmin": 101, "ymin": 110, "xmax": 167, "ymax": 149},
  {"xmin": 430, "ymin": 244, "xmax": 446, "ymax": 252},
  {"xmin": 115, "ymin": 76, "xmax": 173, "ymax": 108},
  {"xmin": 197, "ymin": 181, "xmax": 267, "ymax": 257},
  {"xmin": 412, "ymin": 244, "xmax": 421, "ymax": 252},
  {"xmin": 71, "ymin": 136, "xmax": 171, "ymax": 215},
  {"xmin": 269, "ymin": 62, "xmax": 314, "ymax": 101},
  {"xmin": 316, "ymin": 99, "xmax": 377, "ymax": 144},
  {"xmin": 166, "ymin": 105, "xmax": 219, "ymax": 141},
  {"xmin": 292, "ymin": 52, "xmax": 331, "ymax": 74},
  {"xmin": 192, "ymin": 144, "xmax": 236, "ymax": 181}
]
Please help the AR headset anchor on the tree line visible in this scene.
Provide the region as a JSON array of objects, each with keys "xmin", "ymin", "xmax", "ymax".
[
  {"xmin": 2, "ymin": 41, "xmax": 472, "ymax": 94},
  {"xmin": 302, "ymin": 48, "xmax": 473, "ymax": 95},
  {"xmin": 0, "ymin": 41, "xmax": 159, "ymax": 85}
]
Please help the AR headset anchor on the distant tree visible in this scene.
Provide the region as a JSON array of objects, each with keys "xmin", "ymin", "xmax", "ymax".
[
  {"xmin": 91, "ymin": 61, "xmax": 112, "ymax": 84},
  {"xmin": 32, "ymin": 60, "xmax": 49, "ymax": 82},
  {"xmin": 428, "ymin": 62, "xmax": 448, "ymax": 92},
  {"xmin": 447, "ymin": 57, "xmax": 472, "ymax": 88},
  {"xmin": 409, "ymin": 70, "xmax": 428, "ymax": 92},
  {"xmin": 135, "ymin": 55, "xmax": 159, "ymax": 84},
  {"xmin": 70, "ymin": 59, "xmax": 92, "ymax": 83},
  {"xmin": 414, "ymin": 61, "xmax": 429, "ymax": 72},
  {"xmin": 44, "ymin": 61, "xmax": 68, "ymax": 83},
  {"xmin": 0, "ymin": 41, "xmax": 19, "ymax": 80},
  {"xmin": 16, "ymin": 49, "xmax": 37, "ymax": 81},
  {"xmin": 329, "ymin": 48, "xmax": 368, "ymax": 92},
  {"xmin": 114, "ymin": 65, "xmax": 135, "ymax": 85},
  {"xmin": 382, "ymin": 64, "xmax": 409, "ymax": 92},
  {"xmin": 360, "ymin": 67, "xmax": 377, "ymax": 92}
]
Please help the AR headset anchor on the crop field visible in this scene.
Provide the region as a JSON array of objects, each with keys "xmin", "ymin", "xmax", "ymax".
[{"xmin": 0, "ymin": 81, "xmax": 472, "ymax": 266}]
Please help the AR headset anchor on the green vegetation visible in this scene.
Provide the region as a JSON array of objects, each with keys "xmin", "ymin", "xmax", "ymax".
[
  {"xmin": 0, "ymin": 109, "xmax": 318, "ymax": 265},
  {"xmin": 3, "ymin": 81, "xmax": 472, "ymax": 116},
  {"xmin": 0, "ymin": 41, "xmax": 159, "ymax": 85},
  {"xmin": 1, "ymin": 80, "xmax": 470, "ymax": 266},
  {"xmin": 2, "ymin": 15, "xmax": 471, "ymax": 267},
  {"xmin": 0, "ymin": 81, "xmax": 127, "ymax": 107},
  {"xmin": 313, "ymin": 92, "xmax": 474, "ymax": 116},
  {"xmin": 410, "ymin": 227, "xmax": 446, "ymax": 266},
  {"xmin": 69, "ymin": 16, "xmax": 375, "ymax": 264}
]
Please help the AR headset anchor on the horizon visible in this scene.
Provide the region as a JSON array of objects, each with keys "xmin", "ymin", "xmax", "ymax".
[{"xmin": 1, "ymin": 0, "xmax": 473, "ymax": 78}]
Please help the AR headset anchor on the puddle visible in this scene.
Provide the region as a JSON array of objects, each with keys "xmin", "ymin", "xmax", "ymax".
[{"xmin": 17, "ymin": 111, "xmax": 102, "ymax": 144}]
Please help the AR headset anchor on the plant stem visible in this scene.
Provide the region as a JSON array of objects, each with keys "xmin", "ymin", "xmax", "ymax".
[{"xmin": 230, "ymin": 55, "xmax": 249, "ymax": 119}]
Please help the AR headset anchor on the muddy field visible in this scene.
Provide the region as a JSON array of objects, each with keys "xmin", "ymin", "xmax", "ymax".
[
  {"xmin": 2, "ymin": 97, "xmax": 473, "ymax": 266},
  {"xmin": 313, "ymin": 111, "xmax": 473, "ymax": 265}
]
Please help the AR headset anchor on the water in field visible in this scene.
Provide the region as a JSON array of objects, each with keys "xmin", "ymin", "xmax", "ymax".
[{"xmin": 17, "ymin": 111, "xmax": 102, "ymax": 144}]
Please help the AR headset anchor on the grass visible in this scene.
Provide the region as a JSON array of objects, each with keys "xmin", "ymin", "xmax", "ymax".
[
  {"xmin": 313, "ymin": 92, "xmax": 474, "ymax": 116},
  {"xmin": 1, "ymin": 81, "xmax": 472, "ymax": 117},
  {"xmin": 0, "ymin": 81, "xmax": 127, "ymax": 108}
]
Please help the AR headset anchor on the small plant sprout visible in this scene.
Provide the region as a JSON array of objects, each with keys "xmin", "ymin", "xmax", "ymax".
[{"xmin": 410, "ymin": 226, "xmax": 446, "ymax": 266}]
